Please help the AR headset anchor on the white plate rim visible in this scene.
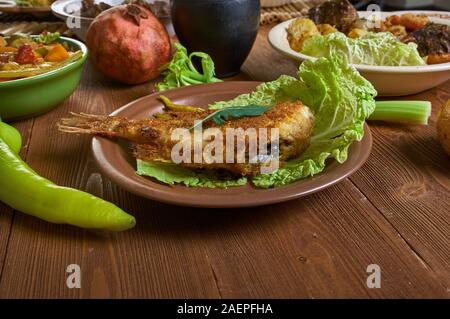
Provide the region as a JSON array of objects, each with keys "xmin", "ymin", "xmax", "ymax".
[
  {"xmin": 0, "ymin": 0, "xmax": 15, "ymax": 7},
  {"xmin": 51, "ymin": 0, "xmax": 95, "ymax": 21}
]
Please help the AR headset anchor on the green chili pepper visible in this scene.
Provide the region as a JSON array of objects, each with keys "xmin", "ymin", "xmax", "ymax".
[
  {"xmin": 159, "ymin": 95, "xmax": 204, "ymax": 113},
  {"xmin": 0, "ymin": 118, "xmax": 22, "ymax": 154},
  {"xmin": 0, "ymin": 137, "xmax": 136, "ymax": 231}
]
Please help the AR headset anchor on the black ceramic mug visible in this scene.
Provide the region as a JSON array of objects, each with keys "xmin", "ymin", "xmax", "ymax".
[{"xmin": 171, "ymin": 0, "xmax": 260, "ymax": 78}]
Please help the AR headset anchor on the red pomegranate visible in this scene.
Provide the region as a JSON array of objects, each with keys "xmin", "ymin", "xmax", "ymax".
[{"xmin": 86, "ymin": 4, "xmax": 171, "ymax": 84}]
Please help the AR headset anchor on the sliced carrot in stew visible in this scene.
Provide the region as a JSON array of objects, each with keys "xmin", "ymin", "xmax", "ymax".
[{"xmin": 45, "ymin": 43, "xmax": 69, "ymax": 62}]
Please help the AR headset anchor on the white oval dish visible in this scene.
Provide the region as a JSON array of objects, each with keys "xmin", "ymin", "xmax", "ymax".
[
  {"xmin": 51, "ymin": 0, "xmax": 103, "ymax": 41},
  {"xmin": 0, "ymin": 0, "xmax": 15, "ymax": 7},
  {"xmin": 51, "ymin": 0, "xmax": 173, "ymax": 41},
  {"xmin": 268, "ymin": 12, "xmax": 450, "ymax": 96}
]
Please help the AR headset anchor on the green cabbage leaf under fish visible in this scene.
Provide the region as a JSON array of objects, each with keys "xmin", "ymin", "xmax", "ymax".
[
  {"xmin": 301, "ymin": 32, "xmax": 425, "ymax": 66},
  {"xmin": 137, "ymin": 53, "xmax": 377, "ymax": 188},
  {"xmin": 136, "ymin": 160, "xmax": 248, "ymax": 188}
]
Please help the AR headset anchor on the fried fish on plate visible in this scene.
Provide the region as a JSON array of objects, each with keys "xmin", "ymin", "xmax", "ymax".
[{"xmin": 58, "ymin": 101, "xmax": 315, "ymax": 176}]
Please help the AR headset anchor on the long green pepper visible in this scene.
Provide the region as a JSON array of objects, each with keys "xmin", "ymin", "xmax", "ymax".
[
  {"xmin": 0, "ymin": 118, "xmax": 22, "ymax": 154},
  {"xmin": 0, "ymin": 121, "xmax": 135, "ymax": 231}
]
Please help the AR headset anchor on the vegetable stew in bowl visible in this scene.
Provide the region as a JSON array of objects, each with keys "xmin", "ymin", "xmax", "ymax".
[
  {"xmin": 0, "ymin": 32, "xmax": 83, "ymax": 82},
  {"xmin": 0, "ymin": 33, "xmax": 87, "ymax": 121}
]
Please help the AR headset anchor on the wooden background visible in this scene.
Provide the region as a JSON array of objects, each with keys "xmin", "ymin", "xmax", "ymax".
[{"xmin": 0, "ymin": 26, "xmax": 449, "ymax": 298}]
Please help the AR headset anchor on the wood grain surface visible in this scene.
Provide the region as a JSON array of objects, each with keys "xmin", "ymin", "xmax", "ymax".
[{"xmin": 0, "ymin": 26, "xmax": 449, "ymax": 299}]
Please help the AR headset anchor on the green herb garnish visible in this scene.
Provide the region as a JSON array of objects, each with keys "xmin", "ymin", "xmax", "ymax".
[
  {"xmin": 156, "ymin": 43, "xmax": 222, "ymax": 91},
  {"xmin": 159, "ymin": 95, "xmax": 203, "ymax": 113},
  {"xmin": 37, "ymin": 32, "xmax": 60, "ymax": 45},
  {"xmin": 190, "ymin": 105, "xmax": 271, "ymax": 130}
]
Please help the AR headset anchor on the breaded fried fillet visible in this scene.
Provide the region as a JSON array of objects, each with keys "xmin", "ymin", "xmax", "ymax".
[{"xmin": 58, "ymin": 101, "xmax": 315, "ymax": 176}]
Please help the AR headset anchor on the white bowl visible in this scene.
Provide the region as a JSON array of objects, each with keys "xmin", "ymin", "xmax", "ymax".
[
  {"xmin": 51, "ymin": 0, "xmax": 102, "ymax": 41},
  {"xmin": 51, "ymin": 0, "xmax": 173, "ymax": 41},
  {"xmin": 268, "ymin": 12, "xmax": 450, "ymax": 96},
  {"xmin": 0, "ymin": 0, "xmax": 16, "ymax": 7}
]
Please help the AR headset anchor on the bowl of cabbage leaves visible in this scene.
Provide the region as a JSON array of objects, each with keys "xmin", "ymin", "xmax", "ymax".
[{"xmin": 268, "ymin": 13, "xmax": 450, "ymax": 96}]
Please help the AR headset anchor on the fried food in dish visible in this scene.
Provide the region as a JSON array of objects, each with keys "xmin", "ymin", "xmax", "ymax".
[
  {"xmin": 426, "ymin": 53, "xmax": 450, "ymax": 65},
  {"xmin": 403, "ymin": 23, "xmax": 450, "ymax": 57},
  {"xmin": 317, "ymin": 24, "xmax": 337, "ymax": 36},
  {"xmin": 386, "ymin": 14, "xmax": 429, "ymax": 32},
  {"xmin": 308, "ymin": 0, "xmax": 358, "ymax": 33},
  {"xmin": 287, "ymin": 1, "xmax": 450, "ymax": 65},
  {"xmin": 58, "ymin": 102, "xmax": 315, "ymax": 177},
  {"xmin": 347, "ymin": 28, "xmax": 368, "ymax": 39},
  {"xmin": 287, "ymin": 18, "xmax": 320, "ymax": 52}
]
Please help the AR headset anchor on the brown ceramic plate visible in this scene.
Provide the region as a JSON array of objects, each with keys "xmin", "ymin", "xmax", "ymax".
[{"xmin": 92, "ymin": 81, "xmax": 372, "ymax": 208}]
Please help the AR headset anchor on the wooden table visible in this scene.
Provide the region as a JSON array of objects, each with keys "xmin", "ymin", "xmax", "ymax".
[{"xmin": 0, "ymin": 26, "xmax": 449, "ymax": 299}]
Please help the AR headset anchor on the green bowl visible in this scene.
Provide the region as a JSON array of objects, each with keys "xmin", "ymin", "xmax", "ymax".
[{"xmin": 0, "ymin": 36, "xmax": 88, "ymax": 122}]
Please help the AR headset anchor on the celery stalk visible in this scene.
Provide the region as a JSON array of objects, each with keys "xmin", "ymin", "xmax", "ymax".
[
  {"xmin": 369, "ymin": 101, "xmax": 432, "ymax": 125},
  {"xmin": 156, "ymin": 43, "xmax": 222, "ymax": 92}
]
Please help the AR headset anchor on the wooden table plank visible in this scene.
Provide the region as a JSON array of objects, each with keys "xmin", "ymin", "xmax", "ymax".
[
  {"xmin": 192, "ymin": 179, "xmax": 447, "ymax": 298},
  {"xmin": 0, "ymin": 119, "xmax": 34, "ymax": 279},
  {"xmin": 0, "ymin": 26, "xmax": 449, "ymax": 298},
  {"xmin": 349, "ymin": 86, "xmax": 450, "ymax": 290},
  {"xmin": 0, "ymin": 66, "xmax": 220, "ymax": 298},
  {"xmin": 242, "ymin": 28, "xmax": 299, "ymax": 81}
]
